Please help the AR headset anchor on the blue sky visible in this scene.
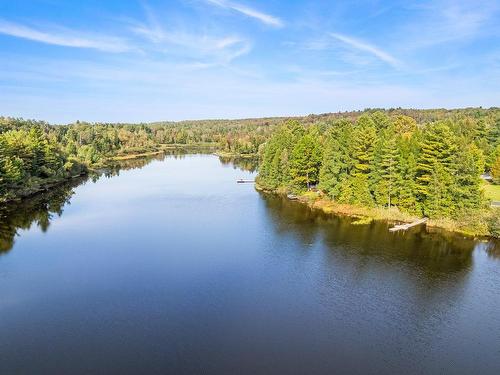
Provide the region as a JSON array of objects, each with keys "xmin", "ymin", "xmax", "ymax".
[{"xmin": 0, "ymin": 0, "xmax": 499, "ymax": 123}]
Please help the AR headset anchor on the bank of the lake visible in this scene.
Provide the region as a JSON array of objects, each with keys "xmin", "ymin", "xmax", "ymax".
[
  {"xmin": 255, "ymin": 183, "xmax": 499, "ymax": 239},
  {"xmin": 0, "ymin": 171, "xmax": 86, "ymax": 205},
  {"xmin": 0, "ymin": 144, "xmax": 222, "ymax": 205},
  {"xmin": 214, "ymin": 150, "xmax": 259, "ymax": 159}
]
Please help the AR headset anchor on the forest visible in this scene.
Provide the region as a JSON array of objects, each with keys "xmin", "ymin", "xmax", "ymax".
[
  {"xmin": 2, "ymin": 108, "xmax": 500, "ymax": 237},
  {"xmin": 0, "ymin": 116, "xmax": 274, "ymax": 202},
  {"xmin": 257, "ymin": 108, "xmax": 500, "ymax": 237}
]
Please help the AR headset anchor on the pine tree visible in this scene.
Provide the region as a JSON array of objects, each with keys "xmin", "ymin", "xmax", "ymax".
[
  {"xmin": 454, "ymin": 144, "xmax": 484, "ymax": 210},
  {"xmin": 371, "ymin": 111, "xmax": 391, "ymax": 130},
  {"xmin": 258, "ymin": 141, "xmax": 275, "ymax": 183},
  {"xmin": 487, "ymin": 116, "xmax": 500, "ymax": 147},
  {"xmin": 393, "ymin": 115, "xmax": 417, "ymax": 137},
  {"xmin": 352, "ymin": 174, "xmax": 374, "ymax": 206},
  {"xmin": 290, "ymin": 129, "xmax": 322, "ymax": 189},
  {"xmin": 268, "ymin": 151, "xmax": 281, "ymax": 189},
  {"xmin": 257, "ymin": 122, "xmax": 301, "ymax": 189},
  {"xmin": 278, "ymin": 149, "xmax": 291, "ymax": 187},
  {"xmin": 395, "ymin": 144, "xmax": 418, "ymax": 213},
  {"xmin": 319, "ymin": 131, "xmax": 344, "ymax": 199},
  {"xmin": 3, "ymin": 156, "xmax": 24, "ymax": 185},
  {"xmin": 352, "ymin": 122, "xmax": 376, "ymax": 176},
  {"xmin": 416, "ymin": 122, "xmax": 457, "ymax": 198},
  {"xmin": 370, "ymin": 136, "xmax": 384, "ymax": 200},
  {"xmin": 0, "ymin": 136, "xmax": 7, "ymax": 192},
  {"xmin": 338, "ymin": 174, "xmax": 374, "ymax": 206},
  {"xmin": 27, "ymin": 127, "xmax": 48, "ymax": 176},
  {"xmin": 374, "ymin": 129, "xmax": 399, "ymax": 207},
  {"xmin": 425, "ymin": 163, "xmax": 455, "ymax": 218},
  {"xmin": 338, "ymin": 177, "xmax": 354, "ymax": 204},
  {"xmin": 492, "ymin": 155, "xmax": 500, "ymax": 184}
]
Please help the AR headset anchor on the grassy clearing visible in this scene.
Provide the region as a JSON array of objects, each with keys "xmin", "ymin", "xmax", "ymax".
[
  {"xmin": 298, "ymin": 194, "xmax": 417, "ymax": 224},
  {"xmin": 482, "ymin": 182, "xmax": 500, "ymax": 201},
  {"xmin": 111, "ymin": 150, "xmax": 163, "ymax": 161}
]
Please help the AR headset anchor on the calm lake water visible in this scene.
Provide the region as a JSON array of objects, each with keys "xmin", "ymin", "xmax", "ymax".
[{"xmin": 1, "ymin": 154, "xmax": 499, "ymax": 375}]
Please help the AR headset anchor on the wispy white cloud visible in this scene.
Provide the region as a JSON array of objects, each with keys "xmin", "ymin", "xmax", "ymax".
[
  {"xmin": 0, "ymin": 19, "xmax": 132, "ymax": 53},
  {"xmin": 2, "ymin": 50, "xmax": 499, "ymax": 124},
  {"xmin": 128, "ymin": 6, "xmax": 252, "ymax": 64},
  {"xmin": 401, "ymin": 0, "xmax": 499, "ymax": 48},
  {"xmin": 329, "ymin": 33, "xmax": 401, "ymax": 68},
  {"xmin": 204, "ymin": 0, "xmax": 283, "ymax": 27}
]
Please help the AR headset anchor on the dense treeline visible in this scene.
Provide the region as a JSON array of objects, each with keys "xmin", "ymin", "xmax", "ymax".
[
  {"xmin": 0, "ymin": 124, "xmax": 87, "ymax": 202},
  {"xmin": 0, "ymin": 116, "xmax": 275, "ymax": 201},
  {"xmin": 257, "ymin": 109, "xmax": 500, "ymax": 234},
  {"xmin": 2, "ymin": 107, "xmax": 500, "ymax": 209}
]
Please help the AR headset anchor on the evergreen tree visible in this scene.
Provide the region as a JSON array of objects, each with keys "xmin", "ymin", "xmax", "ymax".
[
  {"xmin": 395, "ymin": 142, "xmax": 418, "ymax": 213},
  {"xmin": 267, "ymin": 151, "xmax": 281, "ymax": 190},
  {"xmin": 3, "ymin": 156, "xmax": 24, "ymax": 185},
  {"xmin": 352, "ymin": 174, "xmax": 374, "ymax": 206},
  {"xmin": 319, "ymin": 130, "xmax": 345, "ymax": 199},
  {"xmin": 370, "ymin": 135, "xmax": 384, "ymax": 199},
  {"xmin": 491, "ymin": 155, "xmax": 500, "ymax": 184},
  {"xmin": 278, "ymin": 149, "xmax": 291, "ymax": 187},
  {"xmin": 393, "ymin": 115, "xmax": 417, "ymax": 137},
  {"xmin": 416, "ymin": 122, "xmax": 457, "ymax": 198},
  {"xmin": 487, "ymin": 116, "xmax": 500, "ymax": 147},
  {"xmin": 425, "ymin": 163, "xmax": 455, "ymax": 218},
  {"xmin": 338, "ymin": 174, "xmax": 374, "ymax": 206},
  {"xmin": 371, "ymin": 111, "xmax": 391, "ymax": 130},
  {"xmin": 289, "ymin": 129, "xmax": 322, "ymax": 189},
  {"xmin": 27, "ymin": 127, "xmax": 47, "ymax": 176},
  {"xmin": 352, "ymin": 122, "xmax": 376, "ymax": 176},
  {"xmin": 0, "ymin": 137, "xmax": 7, "ymax": 192},
  {"xmin": 373, "ymin": 128, "xmax": 399, "ymax": 207},
  {"xmin": 338, "ymin": 177, "xmax": 354, "ymax": 204},
  {"xmin": 454, "ymin": 144, "xmax": 484, "ymax": 210}
]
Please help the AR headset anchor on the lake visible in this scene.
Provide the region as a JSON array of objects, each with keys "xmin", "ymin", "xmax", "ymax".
[{"xmin": 1, "ymin": 154, "xmax": 499, "ymax": 375}]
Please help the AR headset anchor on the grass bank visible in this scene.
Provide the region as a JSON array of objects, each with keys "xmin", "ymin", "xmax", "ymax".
[
  {"xmin": 214, "ymin": 150, "xmax": 258, "ymax": 158},
  {"xmin": 111, "ymin": 150, "xmax": 164, "ymax": 161},
  {"xmin": 256, "ymin": 184, "xmax": 499, "ymax": 239},
  {"xmin": 0, "ymin": 172, "xmax": 86, "ymax": 204},
  {"xmin": 482, "ymin": 182, "xmax": 500, "ymax": 201}
]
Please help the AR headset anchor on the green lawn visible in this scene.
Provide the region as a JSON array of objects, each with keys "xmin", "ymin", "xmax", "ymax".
[{"xmin": 482, "ymin": 182, "xmax": 500, "ymax": 201}]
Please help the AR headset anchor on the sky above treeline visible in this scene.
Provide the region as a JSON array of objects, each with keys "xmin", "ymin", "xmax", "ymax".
[{"xmin": 0, "ymin": 0, "xmax": 499, "ymax": 123}]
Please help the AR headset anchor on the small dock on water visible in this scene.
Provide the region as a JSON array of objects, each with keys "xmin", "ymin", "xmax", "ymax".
[
  {"xmin": 389, "ymin": 218, "xmax": 428, "ymax": 232},
  {"xmin": 237, "ymin": 179, "xmax": 255, "ymax": 183}
]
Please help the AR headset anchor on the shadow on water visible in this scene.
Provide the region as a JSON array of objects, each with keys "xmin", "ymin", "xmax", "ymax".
[
  {"xmin": 1, "ymin": 155, "xmax": 499, "ymax": 375},
  {"xmin": 217, "ymin": 156, "xmax": 258, "ymax": 173},
  {"xmin": 259, "ymin": 192, "xmax": 500, "ymax": 277},
  {"xmin": 0, "ymin": 152, "xmax": 172, "ymax": 254},
  {"xmin": 0, "ymin": 152, "xmax": 257, "ymax": 254},
  {"xmin": 0, "ymin": 178, "xmax": 82, "ymax": 254},
  {"xmin": 101, "ymin": 149, "xmax": 199, "ymax": 179},
  {"xmin": 2, "ymin": 154, "xmax": 498, "ymax": 268}
]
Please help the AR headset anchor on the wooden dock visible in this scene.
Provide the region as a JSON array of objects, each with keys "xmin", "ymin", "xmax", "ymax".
[{"xmin": 389, "ymin": 218, "xmax": 427, "ymax": 232}]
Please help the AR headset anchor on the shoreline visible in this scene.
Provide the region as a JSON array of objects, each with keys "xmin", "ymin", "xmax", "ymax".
[
  {"xmin": 0, "ymin": 172, "xmax": 87, "ymax": 205},
  {"xmin": 0, "ymin": 148, "xmax": 254, "ymax": 207},
  {"xmin": 214, "ymin": 151, "xmax": 258, "ymax": 159},
  {"xmin": 255, "ymin": 183, "xmax": 497, "ymax": 239},
  {"xmin": 110, "ymin": 150, "xmax": 165, "ymax": 161}
]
